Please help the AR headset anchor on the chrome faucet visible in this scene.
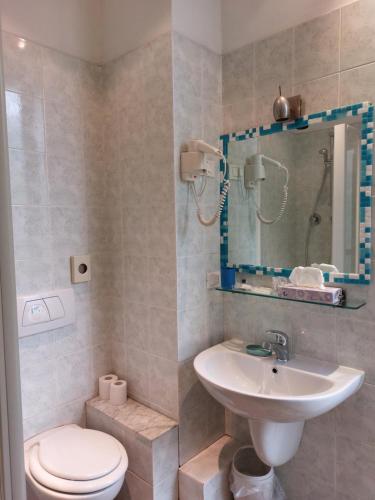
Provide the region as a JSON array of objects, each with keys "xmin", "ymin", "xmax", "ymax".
[{"xmin": 262, "ymin": 330, "xmax": 291, "ymax": 362}]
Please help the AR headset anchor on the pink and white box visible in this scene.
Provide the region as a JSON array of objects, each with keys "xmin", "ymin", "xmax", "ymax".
[{"xmin": 277, "ymin": 285, "xmax": 343, "ymax": 305}]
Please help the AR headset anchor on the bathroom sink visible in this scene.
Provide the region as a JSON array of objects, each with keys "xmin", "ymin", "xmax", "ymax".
[
  {"xmin": 194, "ymin": 343, "xmax": 364, "ymax": 465},
  {"xmin": 194, "ymin": 343, "xmax": 363, "ymax": 422}
]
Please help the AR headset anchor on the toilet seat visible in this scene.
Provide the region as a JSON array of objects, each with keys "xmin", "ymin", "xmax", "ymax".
[
  {"xmin": 25, "ymin": 425, "xmax": 128, "ymax": 497},
  {"xmin": 38, "ymin": 426, "xmax": 121, "ymax": 480}
]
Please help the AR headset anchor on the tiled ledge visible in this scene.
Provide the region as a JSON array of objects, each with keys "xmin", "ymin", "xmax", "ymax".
[
  {"xmin": 86, "ymin": 396, "xmax": 177, "ymax": 441},
  {"xmin": 86, "ymin": 397, "xmax": 178, "ymax": 500},
  {"xmin": 179, "ymin": 435, "xmax": 243, "ymax": 500}
]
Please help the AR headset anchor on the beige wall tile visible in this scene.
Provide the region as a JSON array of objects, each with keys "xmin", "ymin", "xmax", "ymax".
[
  {"xmin": 202, "ymin": 47, "xmax": 222, "ymax": 105},
  {"xmin": 49, "ymin": 206, "xmax": 88, "ymax": 256},
  {"xmin": 340, "ymin": 62, "xmax": 375, "ymax": 105},
  {"xmin": 179, "ymin": 471, "xmax": 203, "ymax": 500},
  {"xmin": 179, "ymin": 396, "xmax": 224, "ymax": 465},
  {"xmin": 15, "ymin": 258, "xmax": 53, "ymax": 295},
  {"xmin": 336, "ymin": 317, "xmax": 375, "ymax": 384},
  {"xmin": 336, "ymin": 383, "xmax": 375, "ymax": 447},
  {"xmin": 6, "ymin": 91, "xmax": 44, "ymax": 151},
  {"xmin": 178, "ymin": 359, "xmax": 207, "ymax": 414},
  {"xmin": 47, "ymin": 153, "xmax": 87, "ymax": 207},
  {"xmin": 292, "ymin": 311, "xmax": 336, "ymax": 363},
  {"xmin": 12, "ymin": 206, "xmax": 51, "ymax": 261},
  {"xmin": 148, "ymin": 306, "xmax": 178, "ymax": 360},
  {"xmin": 2, "ymin": 32, "xmax": 43, "ymax": 97},
  {"xmin": 278, "ymin": 412, "xmax": 335, "ymax": 498},
  {"xmin": 120, "ymin": 470, "xmax": 153, "ymax": 500},
  {"xmin": 223, "ymin": 98, "xmax": 254, "ymax": 134},
  {"xmin": 341, "ymin": 0, "xmax": 375, "ymax": 71},
  {"xmin": 293, "ymin": 74, "xmax": 339, "ymax": 115},
  {"xmin": 111, "ymin": 341, "xmax": 127, "ymax": 380},
  {"xmin": 44, "ymin": 99, "xmax": 82, "ymax": 159},
  {"xmin": 154, "ymin": 472, "xmax": 178, "ymax": 500},
  {"xmin": 55, "ymin": 349, "xmax": 94, "ymax": 404},
  {"xmin": 124, "ymin": 301, "xmax": 149, "ymax": 351},
  {"xmin": 173, "ymin": 32, "xmax": 202, "ymax": 100},
  {"xmin": 222, "ymin": 44, "xmax": 253, "ymax": 105},
  {"xmin": 178, "ymin": 306, "xmax": 208, "ymax": 361},
  {"xmin": 8, "ymin": 149, "xmax": 48, "ymax": 205},
  {"xmin": 294, "ymin": 10, "xmax": 340, "ymax": 84},
  {"xmin": 255, "ymin": 29, "xmax": 293, "ymax": 101},
  {"xmin": 336, "ymin": 436, "xmax": 375, "ymax": 500},
  {"xmin": 127, "ymin": 346, "xmax": 150, "ymax": 401},
  {"xmin": 148, "ymin": 355, "xmax": 178, "ymax": 418},
  {"xmin": 42, "ymin": 47, "xmax": 83, "ymax": 104},
  {"xmin": 153, "ymin": 428, "xmax": 179, "ymax": 487}
]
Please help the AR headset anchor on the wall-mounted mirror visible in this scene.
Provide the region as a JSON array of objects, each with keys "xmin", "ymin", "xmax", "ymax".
[{"xmin": 220, "ymin": 102, "xmax": 373, "ymax": 284}]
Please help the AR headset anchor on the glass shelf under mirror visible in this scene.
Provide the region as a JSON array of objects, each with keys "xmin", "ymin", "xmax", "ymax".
[{"xmin": 216, "ymin": 287, "xmax": 366, "ymax": 310}]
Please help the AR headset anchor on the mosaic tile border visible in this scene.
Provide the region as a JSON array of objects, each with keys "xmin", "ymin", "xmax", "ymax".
[{"xmin": 219, "ymin": 102, "xmax": 373, "ymax": 285}]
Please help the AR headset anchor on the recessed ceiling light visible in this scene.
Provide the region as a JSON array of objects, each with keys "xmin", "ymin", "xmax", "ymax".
[{"xmin": 17, "ymin": 38, "xmax": 26, "ymax": 49}]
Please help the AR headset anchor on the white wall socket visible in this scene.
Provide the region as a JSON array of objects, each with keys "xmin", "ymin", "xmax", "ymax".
[{"xmin": 70, "ymin": 254, "xmax": 91, "ymax": 283}]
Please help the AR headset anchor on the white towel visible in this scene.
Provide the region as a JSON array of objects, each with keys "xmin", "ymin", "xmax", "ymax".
[
  {"xmin": 289, "ymin": 266, "xmax": 324, "ymax": 289},
  {"xmin": 311, "ymin": 263, "xmax": 339, "ymax": 274}
]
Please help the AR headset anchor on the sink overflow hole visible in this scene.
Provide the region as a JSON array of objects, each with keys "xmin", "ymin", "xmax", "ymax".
[{"xmin": 272, "ymin": 368, "xmax": 278, "ymax": 374}]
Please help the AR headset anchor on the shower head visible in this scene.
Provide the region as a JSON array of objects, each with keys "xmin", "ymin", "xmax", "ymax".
[{"xmin": 319, "ymin": 147, "xmax": 331, "ymax": 167}]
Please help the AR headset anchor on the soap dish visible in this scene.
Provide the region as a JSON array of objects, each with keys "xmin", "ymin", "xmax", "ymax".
[{"xmin": 246, "ymin": 344, "xmax": 272, "ymax": 357}]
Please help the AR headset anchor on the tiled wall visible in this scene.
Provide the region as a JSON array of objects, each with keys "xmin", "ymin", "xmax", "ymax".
[
  {"xmin": 104, "ymin": 33, "xmax": 180, "ymax": 420},
  {"xmin": 3, "ymin": 25, "xmax": 224, "ymax": 465},
  {"xmin": 8, "ymin": 3, "xmax": 375, "ymax": 495},
  {"xmin": 222, "ymin": 1, "xmax": 375, "ymax": 498},
  {"xmin": 4, "ymin": 27, "xmax": 185, "ymax": 435},
  {"xmin": 172, "ymin": 32, "xmax": 225, "ymax": 464},
  {"xmin": 2, "ymin": 31, "xmax": 113, "ymax": 439}
]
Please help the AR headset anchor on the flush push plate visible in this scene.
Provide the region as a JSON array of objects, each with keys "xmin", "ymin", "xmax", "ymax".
[
  {"xmin": 17, "ymin": 288, "xmax": 75, "ymax": 338},
  {"xmin": 22, "ymin": 300, "xmax": 50, "ymax": 326}
]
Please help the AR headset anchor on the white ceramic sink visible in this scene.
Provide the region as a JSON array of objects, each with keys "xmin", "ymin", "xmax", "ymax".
[{"xmin": 194, "ymin": 343, "xmax": 364, "ymax": 465}]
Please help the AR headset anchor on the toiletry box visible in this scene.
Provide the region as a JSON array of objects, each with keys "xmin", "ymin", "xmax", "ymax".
[{"xmin": 277, "ymin": 285, "xmax": 343, "ymax": 305}]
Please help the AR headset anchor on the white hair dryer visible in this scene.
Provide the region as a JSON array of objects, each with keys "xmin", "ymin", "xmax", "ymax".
[
  {"xmin": 180, "ymin": 139, "xmax": 230, "ymax": 226},
  {"xmin": 180, "ymin": 140, "xmax": 223, "ymax": 182}
]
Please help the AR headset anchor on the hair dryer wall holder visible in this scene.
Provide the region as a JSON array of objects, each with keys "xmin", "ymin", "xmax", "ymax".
[{"xmin": 180, "ymin": 151, "xmax": 217, "ymax": 182}]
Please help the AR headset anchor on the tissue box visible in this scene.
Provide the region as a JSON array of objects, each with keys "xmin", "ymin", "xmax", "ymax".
[{"xmin": 277, "ymin": 285, "xmax": 343, "ymax": 305}]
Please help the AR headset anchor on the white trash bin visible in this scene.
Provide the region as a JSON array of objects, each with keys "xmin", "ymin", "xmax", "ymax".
[{"xmin": 230, "ymin": 446, "xmax": 285, "ymax": 500}]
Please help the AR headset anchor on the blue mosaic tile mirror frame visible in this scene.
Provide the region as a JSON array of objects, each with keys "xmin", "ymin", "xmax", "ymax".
[{"xmin": 219, "ymin": 102, "xmax": 374, "ymax": 285}]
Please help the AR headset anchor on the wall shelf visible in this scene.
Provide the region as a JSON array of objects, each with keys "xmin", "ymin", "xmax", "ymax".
[{"xmin": 216, "ymin": 287, "xmax": 366, "ymax": 310}]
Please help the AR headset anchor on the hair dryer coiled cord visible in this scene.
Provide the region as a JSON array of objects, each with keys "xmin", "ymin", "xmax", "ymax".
[
  {"xmin": 192, "ymin": 179, "xmax": 230, "ymax": 226},
  {"xmin": 191, "ymin": 156, "xmax": 230, "ymax": 226},
  {"xmin": 255, "ymin": 184, "xmax": 288, "ymax": 225},
  {"xmin": 252, "ymin": 164, "xmax": 289, "ymax": 225}
]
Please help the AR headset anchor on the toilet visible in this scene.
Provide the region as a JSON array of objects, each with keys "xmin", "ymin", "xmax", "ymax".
[{"xmin": 24, "ymin": 424, "xmax": 128, "ymax": 500}]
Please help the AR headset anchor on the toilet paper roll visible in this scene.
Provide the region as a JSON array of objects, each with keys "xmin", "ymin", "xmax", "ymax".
[
  {"xmin": 109, "ymin": 380, "xmax": 127, "ymax": 406},
  {"xmin": 99, "ymin": 374, "xmax": 118, "ymax": 400}
]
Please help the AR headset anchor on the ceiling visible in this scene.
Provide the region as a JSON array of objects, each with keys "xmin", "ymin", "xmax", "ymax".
[{"xmin": 0, "ymin": 0, "xmax": 357, "ymax": 63}]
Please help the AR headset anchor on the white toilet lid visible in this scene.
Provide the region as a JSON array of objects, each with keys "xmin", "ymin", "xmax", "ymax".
[
  {"xmin": 27, "ymin": 426, "xmax": 128, "ymax": 495},
  {"xmin": 38, "ymin": 426, "xmax": 121, "ymax": 480}
]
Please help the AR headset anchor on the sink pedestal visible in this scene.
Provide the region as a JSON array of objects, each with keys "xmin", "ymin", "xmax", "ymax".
[{"xmin": 249, "ymin": 419, "xmax": 305, "ymax": 466}]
